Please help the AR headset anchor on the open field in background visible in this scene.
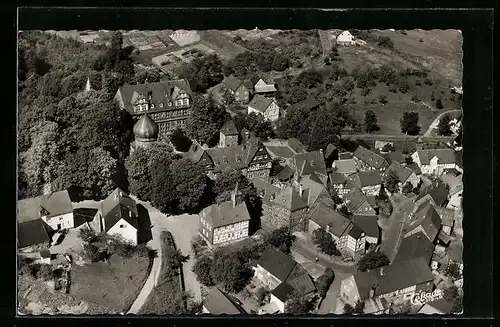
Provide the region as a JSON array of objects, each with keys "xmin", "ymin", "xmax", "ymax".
[
  {"xmin": 348, "ymin": 102, "xmax": 436, "ymax": 135},
  {"xmin": 369, "ymin": 29, "xmax": 463, "ymax": 86},
  {"xmin": 199, "ymin": 30, "xmax": 248, "ymax": 61},
  {"xmin": 70, "ymin": 253, "xmax": 150, "ymax": 312}
]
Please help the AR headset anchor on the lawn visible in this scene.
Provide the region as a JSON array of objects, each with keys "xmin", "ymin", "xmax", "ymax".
[
  {"xmin": 347, "ymin": 101, "xmax": 437, "ymax": 135},
  {"xmin": 69, "ymin": 253, "xmax": 150, "ymax": 312},
  {"xmin": 140, "ymin": 231, "xmax": 184, "ymax": 314}
]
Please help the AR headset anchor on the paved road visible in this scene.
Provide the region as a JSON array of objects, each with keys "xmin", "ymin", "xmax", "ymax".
[
  {"xmin": 379, "ymin": 196, "xmax": 415, "ymax": 262},
  {"xmin": 423, "ymin": 109, "xmax": 462, "ymax": 137},
  {"xmin": 316, "ymin": 30, "xmax": 333, "ymax": 66}
]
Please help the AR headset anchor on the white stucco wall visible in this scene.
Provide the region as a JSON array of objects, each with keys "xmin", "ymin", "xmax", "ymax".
[
  {"xmin": 270, "ymin": 294, "xmax": 285, "ymax": 313},
  {"xmin": 42, "ymin": 212, "xmax": 74, "ymax": 230},
  {"xmin": 107, "ymin": 218, "xmax": 138, "ymax": 245}
]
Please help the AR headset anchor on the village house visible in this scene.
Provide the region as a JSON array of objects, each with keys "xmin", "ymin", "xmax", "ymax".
[
  {"xmin": 291, "ymin": 150, "xmax": 329, "ymax": 185},
  {"xmin": 219, "ymin": 120, "xmax": 239, "ymax": 148},
  {"xmin": 384, "ymin": 161, "xmax": 420, "ymax": 191},
  {"xmin": 339, "ymin": 257, "xmax": 434, "ymax": 313},
  {"xmin": 251, "ymin": 75, "xmax": 277, "ymax": 97},
  {"xmin": 332, "ymin": 158, "xmax": 358, "ymax": 177},
  {"xmin": 130, "ymin": 113, "xmax": 159, "ymax": 152},
  {"xmin": 18, "ymin": 190, "xmax": 74, "ymax": 239},
  {"xmin": 264, "ymin": 138, "xmax": 307, "ymax": 166},
  {"xmin": 346, "ymin": 171, "xmax": 383, "ymax": 196},
  {"xmin": 352, "ymin": 215, "xmax": 380, "ymax": 245},
  {"xmin": 247, "ymin": 94, "xmax": 280, "ymax": 122},
  {"xmin": 199, "ymin": 185, "xmax": 250, "ymax": 247},
  {"xmin": 307, "ymin": 202, "xmax": 366, "ymax": 257},
  {"xmin": 405, "ymin": 200, "xmax": 442, "ymax": 243},
  {"xmin": 185, "ymin": 132, "xmax": 273, "ymax": 180},
  {"xmin": 411, "ymin": 149, "xmax": 463, "ymax": 176},
  {"xmin": 91, "ymin": 188, "xmax": 140, "ymax": 245},
  {"xmin": 353, "ymin": 146, "xmax": 390, "ymax": 171},
  {"xmin": 329, "ymin": 172, "xmax": 349, "ymax": 197},
  {"xmin": 222, "ymin": 75, "xmax": 251, "ymax": 105},
  {"xmin": 344, "ymin": 188, "xmax": 377, "ymax": 216},
  {"xmin": 294, "ymin": 172, "xmax": 330, "ymax": 209},
  {"xmin": 393, "ymin": 231, "xmax": 434, "ymax": 265},
  {"xmin": 114, "ymin": 79, "xmax": 192, "ymax": 140},
  {"xmin": 254, "ymin": 245, "xmax": 316, "ymax": 313},
  {"xmin": 336, "ymin": 30, "xmax": 356, "ymax": 46},
  {"xmin": 261, "ymin": 185, "xmax": 309, "ymax": 232},
  {"xmin": 446, "ymin": 239, "xmax": 463, "ymax": 277},
  {"xmin": 434, "ymin": 207, "xmax": 455, "ymax": 235},
  {"xmin": 202, "ymin": 287, "xmax": 246, "ymax": 314},
  {"xmin": 18, "ymin": 205, "xmax": 52, "ymax": 251},
  {"xmin": 416, "ymin": 180, "xmax": 449, "ymax": 208},
  {"xmin": 445, "ymin": 174, "xmax": 463, "ymax": 211},
  {"xmin": 324, "ymin": 143, "xmax": 339, "ymax": 167}
]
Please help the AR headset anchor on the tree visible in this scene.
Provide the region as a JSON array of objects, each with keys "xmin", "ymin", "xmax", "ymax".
[
  {"xmin": 327, "ymin": 185, "xmax": 344, "ymax": 205},
  {"xmin": 338, "ymin": 205, "xmax": 352, "ymax": 218},
  {"xmin": 169, "ymin": 128, "xmax": 193, "ymax": 152},
  {"xmin": 150, "ymin": 156, "xmax": 177, "ymax": 214},
  {"xmin": 358, "ymin": 251, "xmax": 390, "ymax": 272},
  {"xmin": 312, "ymin": 228, "xmax": 340, "ymax": 256},
  {"xmin": 213, "ymin": 169, "xmax": 258, "ymax": 209},
  {"xmin": 377, "ymin": 36, "xmax": 394, "ymax": 49},
  {"xmin": 170, "ymin": 157, "xmax": 208, "ymax": 212},
  {"xmin": 78, "ymin": 227, "xmax": 98, "ymax": 243},
  {"xmin": 294, "ymin": 69, "xmax": 324, "ymax": 89},
  {"xmin": 266, "ymin": 227, "xmax": 297, "ymax": 254},
  {"xmin": 400, "ymin": 112, "xmax": 421, "ymax": 135},
  {"xmin": 316, "ymin": 267, "xmax": 335, "ymax": 298},
  {"xmin": 82, "ymin": 243, "xmax": 101, "ymax": 262},
  {"xmin": 234, "ymin": 112, "xmax": 275, "ymax": 141},
  {"xmin": 285, "ymin": 291, "xmax": 309, "ymax": 314},
  {"xmin": 378, "ymin": 94, "xmax": 388, "ymax": 104},
  {"xmin": 435, "ymin": 98, "xmax": 444, "ymax": 109},
  {"xmin": 185, "ymin": 95, "xmax": 230, "ymax": 147},
  {"xmin": 444, "ymin": 262, "xmax": 462, "ymax": 280},
  {"xmin": 343, "ymin": 303, "xmax": 355, "ymax": 314},
  {"xmin": 35, "ymin": 264, "xmax": 54, "ymax": 281},
  {"xmin": 302, "ymin": 106, "xmax": 344, "ymax": 151},
  {"xmin": 178, "ymin": 54, "xmax": 224, "ymax": 92},
  {"xmin": 192, "ymin": 254, "xmax": 215, "ymax": 286},
  {"xmin": 398, "ymin": 79, "xmax": 410, "ymax": 93},
  {"xmin": 404, "ymin": 156, "xmax": 414, "ymax": 165},
  {"xmin": 361, "ymin": 87, "xmax": 371, "ymax": 101},
  {"xmin": 354, "ymin": 299, "xmax": 365, "ymax": 314},
  {"xmin": 438, "ymin": 115, "xmax": 452, "ymax": 136},
  {"xmin": 402, "ymin": 182, "xmax": 413, "ymax": 194},
  {"xmin": 210, "ymin": 248, "xmax": 253, "ymax": 293},
  {"xmin": 364, "ymin": 110, "xmax": 380, "ymax": 133},
  {"xmin": 383, "ymin": 169, "xmax": 400, "ymax": 193},
  {"xmin": 166, "ymin": 247, "xmax": 190, "ymax": 270}
]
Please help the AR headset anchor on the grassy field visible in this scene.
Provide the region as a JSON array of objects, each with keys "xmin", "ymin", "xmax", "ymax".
[
  {"xmin": 347, "ymin": 102, "xmax": 436, "ymax": 135},
  {"xmin": 70, "ymin": 253, "xmax": 150, "ymax": 312},
  {"xmin": 199, "ymin": 30, "xmax": 247, "ymax": 61},
  {"xmin": 18, "ymin": 275, "xmax": 116, "ymax": 315},
  {"xmin": 140, "ymin": 231, "xmax": 184, "ymax": 314}
]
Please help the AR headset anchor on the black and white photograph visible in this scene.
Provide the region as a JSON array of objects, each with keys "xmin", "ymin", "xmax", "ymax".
[{"xmin": 17, "ymin": 23, "xmax": 464, "ymax": 316}]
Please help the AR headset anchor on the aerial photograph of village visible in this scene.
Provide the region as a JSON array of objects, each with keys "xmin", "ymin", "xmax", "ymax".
[{"xmin": 17, "ymin": 28, "xmax": 463, "ymax": 315}]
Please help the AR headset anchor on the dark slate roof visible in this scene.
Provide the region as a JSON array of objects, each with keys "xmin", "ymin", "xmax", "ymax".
[
  {"xmin": 353, "ymin": 257, "xmax": 434, "ymax": 300},
  {"xmin": 329, "ymin": 172, "xmax": 347, "ymax": 185},
  {"xmin": 407, "ymin": 201, "xmax": 442, "ymax": 241},
  {"xmin": 117, "ymin": 79, "xmax": 192, "ymax": 114},
  {"xmin": 347, "ymin": 224, "xmax": 364, "ymax": 239},
  {"xmin": 353, "ymin": 146, "xmax": 389, "ymax": 170},
  {"xmin": 101, "ymin": 188, "xmax": 139, "ymax": 232},
  {"xmin": 272, "ymin": 186, "xmax": 308, "ymax": 211},
  {"xmin": 206, "ymin": 146, "xmax": 247, "ymax": 172},
  {"xmin": 291, "ymin": 96, "xmax": 320, "ymax": 111},
  {"xmin": 266, "ymin": 146, "xmax": 296, "ymax": 159},
  {"xmin": 365, "ymin": 195, "xmax": 378, "ymax": 208},
  {"xmin": 222, "ymin": 75, "xmax": 243, "ymax": 92},
  {"xmin": 251, "ymin": 177, "xmax": 281, "ymax": 205},
  {"xmin": 286, "ymin": 266, "xmax": 316, "ymax": 295},
  {"xmin": 385, "ymin": 162, "xmax": 413, "ymax": 183},
  {"xmin": 447, "ymin": 239, "xmax": 463, "ymax": 263},
  {"xmin": 133, "ymin": 114, "xmax": 159, "ymax": 140},
  {"xmin": 287, "ymin": 138, "xmax": 307, "ymax": 154},
  {"xmin": 18, "ymin": 220, "xmax": 50, "ymax": 248},
  {"xmin": 438, "ymin": 230, "xmax": 452, "ymax": 245},
  {"xmin": 276, "ymin": 165, "xmax": 295, "ymax": 181},
  {"xmin": 344, "ymin": 189, "xmax": 369, "ymax": 213},
  {"xmin": 419, "ymin": 298, "xmax": 454, "ymax": 314},
  {"xmin": 271, "ymin": 282, "xmax": 296, "ymax": 302},
  {"xmin": 325, "ymin": 143, "xmax": 338, "ymax": 158},
  {"xmin": 352, "ymin": 215, "xmax": 379, "ymax": 238},
  {"xmin": 294, "ymin": 151, "xmax": 328, "ymax": 177},
  {"xmin": 394, "ymin": 231, "xmax": 434, "ymax": 264},
  {"xmin": 387, "ymin": 151, "xmax": 405, "ymax": 164},
  {"xmin": 18, "ymin": 190, "xmax": 73, "ymax": 223},
  {"xmin": 183, "ymin": 140, "xmax": 206, "ymax": 163},
  {"xmin": 415, "ymin": 149, "xmax": 458, "ymax": 165},
  {"xmin": 308, "ymin": 203, "xmax": 351, "ymax": 237},
  {"xmin": 257, "ymin": 245, "xmax": 297, "ymax": 281},
  {"xmin": 220, "ymin": 120, "xmax": 239, "ymax": 136},
  {"xmin": 202, "ymin": 200, "xmax": 251, "ymax": 228},
  {"xmin": 332, "ymin": 159, "xmax": 357, "ymax": 175},
  {"xmin": 248, "ymin": 94, "xmax": 274, "ymax": 113},
  {"xmin": 417, "ymin": 182, "xmax": 449, "ymax": 207},
  {"xmin": 347, "ymin": 171, "xmax": 382, "ymax": 188},
  {"xmin": 203, "ymin": 287, "xmax": 244, "ymax": 314}
]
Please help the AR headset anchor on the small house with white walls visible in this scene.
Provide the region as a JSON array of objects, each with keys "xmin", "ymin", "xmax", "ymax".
[
  {"xmin": 411, "ymin": 149, "xmax": 463, "ymax": 176},
  {"xmin": 91, "ymin": 188, "xmax": 139, "ymax": 245},
  {"xmin": 247, "ymin": 95, "xmax": 280, "ymax": 122},
  {"xmin": 336, "ymin": 31, "xmax": 356, "ymax": 46}
]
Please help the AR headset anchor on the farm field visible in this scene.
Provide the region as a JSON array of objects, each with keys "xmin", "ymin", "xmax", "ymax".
[
  {"xmin": 70, "ymin": 253, "xmax": 150, "ymax": 312},
  {"xmin": 199, "ymin": 30, "xmax": 247, "ymax": 61}
]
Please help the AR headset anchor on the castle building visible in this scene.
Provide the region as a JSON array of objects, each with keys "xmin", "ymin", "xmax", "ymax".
[
  {"xmin": 114, "ymin": 79, "xmax": 192, "ymax": 140},
  {"xmin": 131, "ymin": 114, "xmax": 159, "ymax": 152}
]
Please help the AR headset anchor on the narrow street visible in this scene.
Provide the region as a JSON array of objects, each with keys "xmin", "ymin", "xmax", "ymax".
[{"xmin": 423, "ymin": 109, "xmax": 462, "ymax": 137}]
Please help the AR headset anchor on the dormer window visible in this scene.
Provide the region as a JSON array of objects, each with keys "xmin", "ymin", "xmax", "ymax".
[
  {"xmin": 168, "ymin": 102, "xmax": 172, "ymax": 106},
  {"xmin": 147, "ymin": 91, "xmax": 153, "ymax": 99},
  {"xmin": 151, "ymin": 103, "xmax": 155, "ymax": 109},
  {"xmin": 160, "ymin": 102, "xmax": 164, "ymax": 108}
]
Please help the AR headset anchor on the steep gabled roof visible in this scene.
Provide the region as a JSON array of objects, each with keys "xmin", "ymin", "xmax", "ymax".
[
  {"xmin": 248, "ymin": 95, "xmax": 274, "ymax": 113},
  {"xmin": 329, "ymin": 172, "xmax": 347, "ymax": 185},
  {"xmin": 18, "ymin": 190, "xmax": 73, "ymax": 222},
  {"xmin": 272, "ymin": 186, "xmax": 308, "ymax": 211},
  {"xmin": 222, "ymin": 75, "xmax": 243, "ymax": 92},
  {"xmin": 415, "ymin": 149, "xmax": 458, "ymax": 165},
  {"xmin": 407, "ymin": 201, "xmax": 442, "ymax": 241},
  {"xmin": 291, "ymin": 96, "xmax": 320, "ymax": 111},
  {"xmin": 347, "ymin": 171, "xmax": 382, "ymax": 188},
  {"xmin": 257, "ymin": 245, "xmax": 297, "ymax": 281},
  {"xmin": 220, "ymin": 120, "xmax": 239, "ymax": 136},
  {"xmin": 332, "ymin": 159, "xmax": 357, "ymax": 175},
  {"xmin": 353, "ymin": 146, "xmax": 389, "ymax": 170},
  {"xmin": 344, "ymin": 189, "xmax": 370, "ymax": 213},
  {"xmin": 100, "ymin": 188, "xmax": 139, "ymax": 232},
  {"xmin": 18, "ymin": 220, "xmax": 51, "ymax": 248},
  {"xmin": 394, "ymin": 231, "xmax": 434, "ymax": 264},
  {"xmin": 271, "ymin": 282, "xmax": 295, "ymax": 302},
  {"xmin": 201, "ymin": 200, "xmax": 251, "ymax": 228},
  {"xmin": 287, "ymin": 138, "xmax": 307, "ymax": 154},
  {"xmin": 385, "ymin": 162, "xmax": 413, "ymax": 183},
  {"xmin": 294, "ymin": 151, "xmax": 328, "ymax": 177},
  {"xmin": 352, "ymin": 215, "xmax": 379, "ymax": 238},
  {"xmin": 203, "ymin": 287, "xmax": 244, "ymax": 314}
]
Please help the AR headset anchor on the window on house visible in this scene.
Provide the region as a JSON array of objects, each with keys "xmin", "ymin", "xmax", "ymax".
[
  {"xmin": 168, "ymin": 102, "xmax": 172, "ymax": 106},
  {"xmin": 120, "ymin": 224, "xmax": 125, "ymax": 228},
  {"xmin": 151, "ymin": 103, "xmax": 155, "ymax": 109},
  {"xmin": 160, "ymin": 102, "xmax": 164, "ymax": 108}
]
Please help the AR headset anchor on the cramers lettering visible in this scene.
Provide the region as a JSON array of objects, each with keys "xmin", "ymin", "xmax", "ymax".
[{"xmin": 410, "ymin": 289, "xmax": 443, "ymax": 305}]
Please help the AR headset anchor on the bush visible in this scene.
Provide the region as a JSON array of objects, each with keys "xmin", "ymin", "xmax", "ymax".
[
  {"xmin": 312, "ymin": 228, "xmax": 340, "ymax": 256},
  {"xmin": 107, "ymin": 235, "xmax": 136, "ymax": 258},
  {"xmin": 169, "ymin": 128, "xmax": 192, "ymax": 152},
  {"xmin": 358, "ymin": 251, "xmax": 390, "ymax": 272},
  {"xmin": 83, "ymin": 243, "xmax": 101, "ymax": 262},
  {"xmin": 424, "ymin": 78, "xmax": 433, "ymax": 86},
  {"xmin": 78, "ymin": 227, "xmax": 98, "ymax": 243},
  {"xmin": 435, "ymin": 98, "xmax": 444, "ymax": 109},
  {"xmin": 316, "ymin": 267, "xmax": 335, "ymax": 298},
  {"xmin": 35, "ymin": 264, "xmax": 54, "ymax": 281},
  {"xmin": 255, "ymin": 287, "xmax": 269, "ymax": 303}
]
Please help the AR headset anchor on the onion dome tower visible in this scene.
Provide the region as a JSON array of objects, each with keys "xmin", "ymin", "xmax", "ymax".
[{"xmin": 133, "ymin": 114, "xmax": 159, "ymax": 149}]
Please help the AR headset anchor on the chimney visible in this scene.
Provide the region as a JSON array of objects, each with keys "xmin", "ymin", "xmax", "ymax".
[
  {"xmin": 380, "ymin": 267, "xmax": 384, "ymax": 276},
  {"xmin": 231, "ymin": 182, "xmax": 239, "ymax": 208},
  {"xmin": 370, "ymin": 285, "xmax": 376, "ymax": 298}
]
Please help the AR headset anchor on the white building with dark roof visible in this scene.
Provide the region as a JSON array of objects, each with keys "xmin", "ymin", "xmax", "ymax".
[
  {"xmin": 411, "ymin": 149, "xmax": 463, "ymax": 176},
  {"xmin": 247, "ymin": 94, "xmax": 280, "ymax": 122}
]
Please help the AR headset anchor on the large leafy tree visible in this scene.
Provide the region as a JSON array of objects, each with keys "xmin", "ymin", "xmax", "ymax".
[
  {"xmin": 178, "ymin": 54, "xmax": 224, "ymax": 92},
  {"xmin": 210, "ymin": 248, "xmax": 253, "ymax": 293},
  {"xmin": 233, "ymin": 112, "xmax": 275, "ymax": 141},
  {"xmin": 438, "ymin": 115, "xmax": 452, "ymax": 136},
  {"xmin": 302, "ymin": 106, "xmax": 344, "ymax": 151},
  {"xmin": 400, "ymin": 112, "xmax": 421, "ymax": 135},
  {"xmin": 266, "ymin": 227, "xmax": 296, "ymax": 254},
  {"xmin": 192, "ymin": 254, "xmax": 215, "ymax": 287},
  {"xmin": 185, "ymin": 95, "xmax": 230, "ymax": 146},
  {"xmin": 312, "ymin": 228, "xmax": 340, "ymax": 256},
  {"xmin": 358, "ymin": 251, "xmax": 390, "ymax": 272},
  {"xmin": 213, "ymin": 169, "xmax": 258, "ymax": 207},
  {"xmin": 285, "ymin": 291, "xmax": 309, "ymax": 314},
  {"xmin": 170, "ymin": 157, "xmax": 208, "ymax": 212},
  {"xmin": 383, "ymin": 169, "xmax": 400, "ymax": 194},
  {"xmin": 364, "ymin": 110, "xmax": 380, "ymax": 133},
  {"xmin": 150, "ymin": 156, "xmax": 177, "ymax": 214}
]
